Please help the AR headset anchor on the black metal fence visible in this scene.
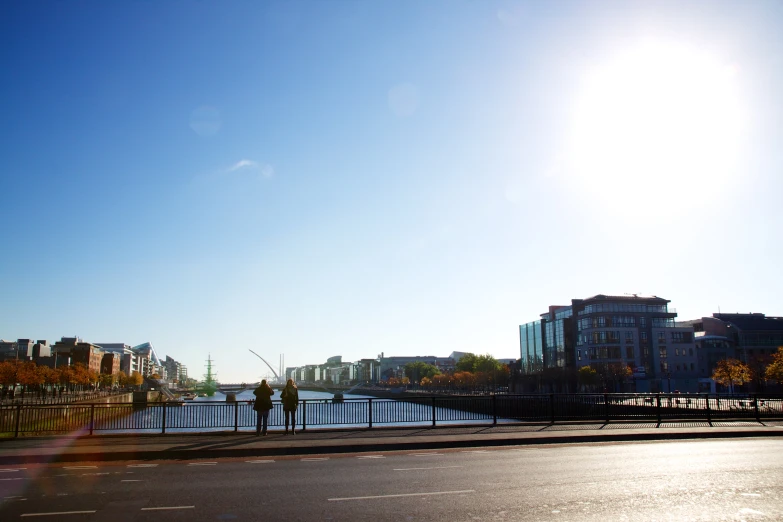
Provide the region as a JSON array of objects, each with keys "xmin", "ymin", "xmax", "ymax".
[{"xmin": 1, "ymin": 393, "xmax": 782, "ymax": 437}]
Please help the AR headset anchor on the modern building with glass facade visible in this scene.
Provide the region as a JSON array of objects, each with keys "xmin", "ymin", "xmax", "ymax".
[{"xmin": 520, "ymin": 294, "xmax": 697, "ymax": 392}]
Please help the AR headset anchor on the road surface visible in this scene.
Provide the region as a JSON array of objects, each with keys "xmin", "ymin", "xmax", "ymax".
[{"xmin": 1, "ymin": 438, "xmax": 782, "ymax": 520}]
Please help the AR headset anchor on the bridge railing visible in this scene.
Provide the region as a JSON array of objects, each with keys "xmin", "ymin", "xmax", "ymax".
[{"xmin": 1, "ymin": 394, "xmax": 782, "ymax": 437}]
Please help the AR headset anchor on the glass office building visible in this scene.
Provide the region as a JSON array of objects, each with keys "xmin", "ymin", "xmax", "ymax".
[{"xmin": 519, "ymin": 320, "xmax": 543, "ymax": 374}]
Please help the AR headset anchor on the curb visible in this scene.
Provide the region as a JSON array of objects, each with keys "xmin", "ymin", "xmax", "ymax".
[{"xmin": 1, "ymin": 428, "xmax": 781, "ymax": 465}]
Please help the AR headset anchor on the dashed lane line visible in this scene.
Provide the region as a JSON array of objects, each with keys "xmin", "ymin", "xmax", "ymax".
[
  {"xmin": 141, "ymin": 506, "xmax": 195, "ymax": 511},
  {"xmin": 187, "ymin": 462, "xmax": 217, "ymax": 466},
  {"xmin": 394, "ymin": 466, "xmax": 464, "ymax": 471},
  {"xmin": 127, "ymin": 464, "xmax": 158, "ymax": 468},
  {"xmin": 245, "ymin": 460, "xmax": 275, "ymax": 464},
  {"xmin": 328, "ymin": 490, "xmax": 475, "ymax": 502},
  {"xmin": 0, "ymin": 478, "xmax": 26, "ymax": 481},
  {"xmin": 63, "ymin": 466, "xmax": 97, "ymax": 470},
  {"xmin": 301, "ymin": 457, "xmax": 329, "ymax": 462},
  {"xmin": 357, "ymin": 455, "xmax": 386, "ymax": 459},
  {"xmin": 409, "ymin": 453, "xmax": 443, "ymax": 456},
  {"xmin": 21, "ymin": 510, "xmax": 97, "ymax": 517},
  {"xmin": 121, "ymin": 480, "xmax": 143, "ymax": 482},
  {"xmin": 0, "ymin": 468, "xmax": 26, "ymax": 472},
  {"xmin": 462, "ymin": 450, "xmax": 491, "ymax": 454}
]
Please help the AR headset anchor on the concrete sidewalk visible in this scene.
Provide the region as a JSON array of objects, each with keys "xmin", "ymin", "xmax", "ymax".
[{"xmin": 1, "ymin": 421, "xmax": 782, "ymax": 465}]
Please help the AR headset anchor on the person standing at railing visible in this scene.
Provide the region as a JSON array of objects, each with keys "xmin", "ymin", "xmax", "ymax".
[
  {"xmin": 252, "ymin": 380, "xmax": 274, "ymax": 436},
  {"xmin": 280, "ymin": 378, "xmax": 299, "ymax": 435}
]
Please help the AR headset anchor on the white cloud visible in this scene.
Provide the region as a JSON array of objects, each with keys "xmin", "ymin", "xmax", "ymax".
[
  {"xmin": 228, "ymin": 159, "xmax": 259, "ymax": 172},
  {"xmin": 226, "ymin": 159, "xmax": 274, "ymax": 178}
]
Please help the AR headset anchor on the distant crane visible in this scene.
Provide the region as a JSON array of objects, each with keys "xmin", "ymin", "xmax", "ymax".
[{"xmin": 248, "ymin": 349, "xmax": 280, "ymax": 382}]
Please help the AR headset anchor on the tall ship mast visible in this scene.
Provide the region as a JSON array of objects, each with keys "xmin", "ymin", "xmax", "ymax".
[{"xmin": 198, "ymin": 354, "xmax": 218, "ymax": 397}]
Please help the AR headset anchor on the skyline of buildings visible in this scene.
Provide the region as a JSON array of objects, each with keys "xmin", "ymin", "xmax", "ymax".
[
  {"xmin": 518, "ymin": 293, "xmax": 783, "ymax": 393},
  {"xmin": 3, "ymin": 293, "xmax": 781, "ymax": 392}
]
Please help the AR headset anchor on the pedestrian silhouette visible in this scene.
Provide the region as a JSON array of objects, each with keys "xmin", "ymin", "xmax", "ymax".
[
  {"xmin": 252, "ymin": 379, "xmax": 274, "ymax": 436},
  {"xmin": 280, "ymin": 378, "xmax": 299, "ymax": 435}
]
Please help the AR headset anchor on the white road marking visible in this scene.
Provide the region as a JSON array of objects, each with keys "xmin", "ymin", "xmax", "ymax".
[
  {"xmin": 329, "ymin": 490, "xmax": 475, "ymax": 502},
  {"xmin": 245, "ymin": 460, "xmax": 275, "ymax": 464},
  {"xmin": 0, "ymin": 478, "xmax": 26, "ymax": 481},
  {"xmin": 127, "ymin": 464, "xmax": 158, "ymax": 468},
  {"xmin": 462, "ymin": 450, "xmax": 490, "ymax": 454},
  {"xmin": 187, "ymin": 462, "xmax": 217, "ymax": 466},
  {"xmin": 121, "ymin": 479, "xmax": 143, "ymax": 482},
  {"xmin": 141, "ymin": 506, "xmax": 195, "ymax": 511},
  {"xmin": 0, "ymin": 468, "xmax": 26, "ymax": 472},
  {"xmin": 64, "ymin": 466, "xmax": 97, "ymax": 470},
  {"xmin": 301, "ymin": 457, "xmax": 329, "ymax": 461},
  {"xmin": 21, "ymin": 510, "xmax": 97, "ymax": 517},
  {"xmin": 394, "ymin": 466, "xmax": 463, "ymax": 471},
  {"xmin": 357, "ymin": 455, "xmax": 386, "ymax": 459},
  {"xmin": 80, "ymin": 473, "xmax": 110, "ymax": 476},
  {"xmin": 410, "ymin": 453, "xmax": 442, "ymax": 456}
]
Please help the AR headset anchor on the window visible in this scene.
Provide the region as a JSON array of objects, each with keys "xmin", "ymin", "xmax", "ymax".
[
  {"xmin": 625, "ymin": 331, "xmax": 634, "ymax": 343},
  {"xmin": 640, "ymin": 317, "xmax": 646, "ymax": 327},
  {"xmin": 690, "ymin": 363, "xmax": 695, "ymax": 371},
  {"xmin": 658, "ymin": 332, "xmax": 666, "ymax": 342},
  {"xmin": 640, "ymin": 332, "xmax": 648, "ymax": 341},
  {"xmin": 689, "ymin": 348, "xmax": 693, "ymax": 357},
  {"xmin": 577, "ymin": 350, "xmax": 581, "ymax": 361},
  {"xmin": 613, "ymin": 316, "xmax": 636, "ymax": 327},
  {"xmin": 671, "ymin": 331, "xmax": 693, "ymax": 343},
  {"xmin": 675, "ymin": 348, "xmax": 679, "ymax": 356},
  {"xmin": 625, "ymin": 346, "xmax": 634, "ymax": 359}
]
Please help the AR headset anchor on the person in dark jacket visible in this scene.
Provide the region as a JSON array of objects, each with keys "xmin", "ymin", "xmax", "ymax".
[
  {"xmin": 280, "ymin": 378, "xmax": 299, "ymax": 435},
  {"xmin": 252, "ymin": 380, "xmax": 274, "ymax": 436}
]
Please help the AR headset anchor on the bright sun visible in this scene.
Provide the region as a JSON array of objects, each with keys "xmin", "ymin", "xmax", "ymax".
[{"xmin": 566, "ymin": 40, "xmax": 746, "ymax": 213}]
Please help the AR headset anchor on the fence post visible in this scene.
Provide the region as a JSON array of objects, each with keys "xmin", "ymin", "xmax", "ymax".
[
  {"xmin": 753, "ymin": 394, "xmax": 760, "ymax": 422},
  {"xmin": 161, "ymin": 403, "xmax": 167, "ymax": 435},
  {"xmin": 604, "ymin": 393, "xmax": 610, "ymax": 424},
  {"xmin": 705, "ymin": 394, "xmax": 712, "ymax": 424},
  {"xmin": 656, "ymin": 394, "xmax": 661, "ymax": 424},
  {"xmin": 301, "ymin": 400, "xmax": 306, "ymax": 432},
  {"xmin": 234, "ymin": 401, "xmax": 239, "ymax": 432},
  {"xmin": 14, "ymin": 405, "xmax": 21, "ymax": 438},
  {"xmin": 368, "ymin": 398, "xmax": 373, "ymax": 429},
  {"xmin": 89, "ymin": 404, "xmax": 95, "ymax": 436},
  {"xmin": 432, "ymin": 397, "xmax": 437, "ymax": 427},
  {"xmin": 549, "ymin": 393, "xmax": 555, "ymax": 424},
  {"xmin": 492, "ymin": 394, "xmax": 497, "ymax": 425}
]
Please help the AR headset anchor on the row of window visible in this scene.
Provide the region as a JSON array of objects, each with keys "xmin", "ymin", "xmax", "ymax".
[
  {"xmin": 661, "ymin": 362, "xmax": 696, "ymax": 373},
  {"xmin": 578, "ymin": 303, "xmax": 669, "ymax": 315},
  {"xmin": 659, "ymin": 347, "xmax": 696, "ymax": 358}
]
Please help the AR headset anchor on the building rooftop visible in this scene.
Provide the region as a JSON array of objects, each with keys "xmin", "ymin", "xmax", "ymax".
[
  {"xmin": 579, "ymin": 294, "xmax": 669, "ymax": 303},
  {"xmin": 713, "ymin": 313, "xmax": 783, "ymax": 332}
]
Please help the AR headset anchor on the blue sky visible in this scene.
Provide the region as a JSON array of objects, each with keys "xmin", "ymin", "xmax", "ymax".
[{"xmin": 2, "ymin": 1, "xmax": 782, "ymax": 383}]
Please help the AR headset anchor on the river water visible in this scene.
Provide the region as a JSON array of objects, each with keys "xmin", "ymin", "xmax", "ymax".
[{"xmin": 92, "ymin": 388, "xmax": 497, "ymax": 434}]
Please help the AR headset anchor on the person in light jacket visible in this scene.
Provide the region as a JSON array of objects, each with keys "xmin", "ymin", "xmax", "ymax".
[
  {"xmin": 252, "ymin": 380, "xmax": 274, "ymax": 436},
  {"xmin": 280, "ymin": 379, "xmax": 299, "ymax": 435}
]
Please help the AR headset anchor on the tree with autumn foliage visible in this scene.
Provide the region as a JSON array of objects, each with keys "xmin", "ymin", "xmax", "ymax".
[
  {"xmin": 129, "ymin": 371, "xmax": 144, "ymax": 389},
  {"xmin": 0, "ymin": 360, "xmax": 23, "ymax": 388},
  {"xmin": 578, "ymin": 366, "xmax": 599, "ymax": 391},
  {"xmin": 765, "ymin": 347, "xmax": 783, "ymax": 385},
  {"xmin": 712, "ymin": 358, "xmax": 751, "ymax": 394}
]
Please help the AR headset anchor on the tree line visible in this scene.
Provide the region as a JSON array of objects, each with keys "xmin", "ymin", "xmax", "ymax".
[
  {"xmin": 521, "ymin": 347, "xmax": 783, "ymax": 393},
  {"xmin": 381, "ymin": 353, "xmax": 511, "ymax": 390},
  {"xmin": 0, "ymin": 359, "xmax": 144, "ymax": 399}
]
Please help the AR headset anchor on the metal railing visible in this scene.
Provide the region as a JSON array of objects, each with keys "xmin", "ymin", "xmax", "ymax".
[{"xmin": 1, "ymin": 394, "xmax": 781, "ymax": 437}]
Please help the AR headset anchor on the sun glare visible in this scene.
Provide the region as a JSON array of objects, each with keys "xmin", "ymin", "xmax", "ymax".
[{"xmin": 567, "ymin": 40, "xmax": 745, "ymax": 214}]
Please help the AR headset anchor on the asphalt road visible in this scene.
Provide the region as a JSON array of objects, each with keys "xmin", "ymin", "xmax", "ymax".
[{"xmin": 1, "ymin": 438, "xmax": 782, "ymax": 521}]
